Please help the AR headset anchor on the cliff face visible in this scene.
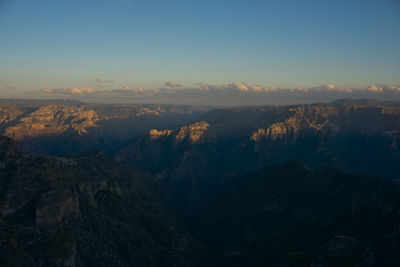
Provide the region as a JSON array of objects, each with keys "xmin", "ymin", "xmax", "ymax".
[
  {"xmin": 148, "ymin": 121, "xmax": 213, "ymax": 144},
  {"xmin": 0, "ymin": 105, "xmax": 24, "ymax": 124},
  {"xmin": 175, "ymin": 121, "xmax": 212, "ymax": 144},
  {"xmin": 114, "ymin": 100, "xmax": 400, "ymax": 220},
  {"xmin": 250, "ymin": 105, "xmax": 340, "ymax": 141},
  {"xmin": 4, "ymin": 105, "xmax": 100, "ymax": 140},
  {"xmin": 0, "ymin": 136, "xmax": 208, "ymax": 266},
  {"xmin": 149, "ymin": 129, "xmax": 174, "ymax": 140},
  {"xmin": 0, "ymin": 102, "xmax": 208, "ymax": 155},
  {"xmin": 248, "ymin": 102, "xmax": 400, "ymax": 142},
  {"xmin": 118, "ymin": 100, "xmax": 400, "ymax": 175}
]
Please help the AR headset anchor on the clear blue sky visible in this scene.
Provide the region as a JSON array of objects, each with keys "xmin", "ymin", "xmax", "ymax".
[{"xmin": 0, "ymin": 0, "xmax": 399, "ymax": 98}]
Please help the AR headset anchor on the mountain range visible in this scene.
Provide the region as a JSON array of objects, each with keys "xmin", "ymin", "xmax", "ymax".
[
  {"xmin": 0, "ymin": 100, "xmax": 209, "ymax": 155},
  {"xmin": 1, "ymin": 98, "xmax": 400, "ymax": 266},
  {"xmin": 114, "ymin": 99, "xmax": 400, "ymax": 218}
]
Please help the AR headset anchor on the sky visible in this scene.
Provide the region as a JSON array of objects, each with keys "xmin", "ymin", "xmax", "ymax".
[{"xmin": 0, "ymin": 0, "xmax": 400, "ymax": 105}]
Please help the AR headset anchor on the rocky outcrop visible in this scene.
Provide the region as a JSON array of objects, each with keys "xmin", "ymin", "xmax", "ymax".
[
  {"xmin": 0, "ymin": 105, "xmax": 24, "ymax": 124},
  {"xmin": 4, "ymin": 105, "xmax": 100, "ymax": 140},
  {"xmin": 175, "ymin": 121, "xmax": 211, "ymax": 144},
  {"xmin": 251, "ymin": 104, "xmax": 340, "ymax": 141},
  {"xmin": 147, "ymin": 121, "xmax": 213, "ymax": 144},
  {"xmin": 0, "ymin": 102, "xmax": 209, "ymax": 155},
  {"xmin": 149, "ymin": 129, "xmax": 174, "ymax": 140}
]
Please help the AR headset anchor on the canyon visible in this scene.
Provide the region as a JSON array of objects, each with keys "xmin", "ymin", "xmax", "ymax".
[{"xmin": 1, "ymin": 98, "xmax": 400, "ymax": 266}]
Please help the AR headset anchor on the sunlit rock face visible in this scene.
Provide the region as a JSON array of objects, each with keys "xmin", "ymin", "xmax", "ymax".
[
  {"xmin": 251, "ymin": 104, "xmax": 340, "ymax": 141},
  {"xmin": 149, "ymin": 129, "xmax": 174, "ymax": 140},
  {"xmin": 0, "ymin": 101, "xmax": 209, "ymax": 155},
  {"xmin": 0, "ymin": 105, "xmax": 24, "ymax": 124},
  {"xmin": 175, "ymin": 121, "xmax": 211, "ymax": 144},
  {"xmin": 147, "ymin": 121, "xmax": 213, "ymax": 144},
  {"xmin": 0, "ymin": 103, "xmax": 207, "ymax": 142},
  {"xmin": 380, "ymin": 106, "xmax": 400, "ymax": 115},
  {"xmin": 4, "ymin": 105, "xmax": 100, "ymax": 140}
]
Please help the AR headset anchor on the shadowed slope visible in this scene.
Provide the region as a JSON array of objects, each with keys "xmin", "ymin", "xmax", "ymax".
[{"xmin": 0, "ymin": 136, "xmax": 208, "ymax": 266}]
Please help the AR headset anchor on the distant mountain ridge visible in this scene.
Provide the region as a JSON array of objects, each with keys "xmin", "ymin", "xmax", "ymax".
[
  {"xmin": 0, "ymin": 101, "xmax": 209, "ymax": 155},
  {"xmin": 114, "ymin": 99, "xmax": 400, "ymax": 220},
  {"xmin": 2, "ymin": 98, "xmax": 400, "ymax": 226}
]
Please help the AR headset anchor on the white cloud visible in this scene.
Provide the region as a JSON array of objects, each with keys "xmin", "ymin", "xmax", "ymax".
[
  {"xmin": 364, "ymin": 85, "xmax": 400, "ymax": 93},
  {"xmin": 96, "ymin": 78, "xmax": 114, "ymax": 83},
  {"xmin": 223, "ymin": 82, "xmax": 263, "ymax": 92},
  {"xmin": 121, "ymin": 86, "xmax": 132, "ymax": 91},
  {"xmin": 41, "ymin": 87, "xmax": 99, "ymax": 94},
  {"xmin": 366, "ymin": 85, "xmax": 383, "ymax": 93}
]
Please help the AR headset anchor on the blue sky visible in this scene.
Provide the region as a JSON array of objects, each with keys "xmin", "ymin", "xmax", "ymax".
[{"xmin": 0, "ymin": 0, "xmax": 399, "ymax": 103}]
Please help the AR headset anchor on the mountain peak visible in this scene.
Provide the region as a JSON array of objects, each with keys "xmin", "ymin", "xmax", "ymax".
[
  {"xmin": 175, "ymin": 121, "xmax": 211, "ymax": 144},
  {"xmin": 149, "ymin": 129, "xmax": 174, "ymax": 140}
]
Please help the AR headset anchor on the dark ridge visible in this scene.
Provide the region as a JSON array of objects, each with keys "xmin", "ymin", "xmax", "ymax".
[
  {"xmin": 329, "ymin": 98, "xmax": 400, "ymax": 107},
  {"xmin": 194, "ymin": 160, "xmax": 400, "ymax": 266}
]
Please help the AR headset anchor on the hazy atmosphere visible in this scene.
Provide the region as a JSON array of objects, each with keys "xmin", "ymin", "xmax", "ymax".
[
  {"xmin": 2, "ymin": 1, "xmax": 400, "ymax": 267},
  {"xmin": 1, "ymin": 0, "xmax": 400, "ymax": 104}
]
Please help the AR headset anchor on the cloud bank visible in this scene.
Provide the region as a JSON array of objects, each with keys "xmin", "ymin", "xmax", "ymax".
[
  {"xmin": 39, "ymin": 82, "xmax": 400, "ymax": 105},
  {"xmin": 42, "ymin": 87, "xmax": 98, "ymax": 94}
]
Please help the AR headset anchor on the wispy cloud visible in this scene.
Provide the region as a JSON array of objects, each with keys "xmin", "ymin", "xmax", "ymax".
[
  {"xmin": 96, "ymin": 78, "xmax": 114, "ymax": 83},
  {"xmin": 164, "ymin": 81, "xmax": 182, "ymax": 88}
]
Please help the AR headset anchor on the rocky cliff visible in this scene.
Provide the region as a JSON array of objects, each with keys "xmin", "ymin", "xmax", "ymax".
[
  {"xmin": 0, "ymin": 136, "xmax": 208, "ymax": 266},
  {"xmin": 250, "ymin": 104, "xmax": 340, "ymax": 141},
  {"xmin": 0, "ymin": 102, "xmax": 209, "ymax": 155},
  {"xmin": 4, "ymin": 105, "xmax": 100, "ymax": 140},
  {"xmin": 114, "ymin": 99, "xmax": 400, "ymax": 221},
  {"xmin": 175, "ymin": 121, "xmax": 212, "ymax": 144}
]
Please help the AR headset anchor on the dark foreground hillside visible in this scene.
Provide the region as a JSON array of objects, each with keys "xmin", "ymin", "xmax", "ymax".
[
  {"xmin": 0, "ymin": 136, "xmax": 208, "ymax": 266},
  {"xmin": 194, "ymin": 160, "xmax": 400, "ymax": 267},
  {"xmin": 1, "ymin": 134, "xmax": 400, "ymax": 266}
]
